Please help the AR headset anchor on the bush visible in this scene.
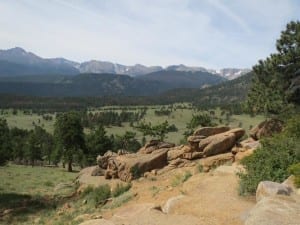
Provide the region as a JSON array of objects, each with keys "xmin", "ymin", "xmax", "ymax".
[
  {"xmin": 112, "ymin": 183, "xmax": 132, "ymax": 197},
  {"xmin": 130, "ymin": 165, "xmax": 142, "ymax": 179},
  {"xmin": 288, "ymin": 163, "xmax": 300, "ymax": 188},
  {"xmin": 81, "ymin": 185, "xmax": 111, "ymax": 207},
  {"xmin": 238, "ymin": 116, "xmax": 300, "ymax": 195},
  {"xmin": 93, "ymin": 185, "xmax": 111, "ymax": 205},
  {"xmin": 197, "ymin": 164, "xmax": 203, "ymax": 173},
  {"xmin": 171, "ymin": 171, "xmax": 192, "ymax": 187}
]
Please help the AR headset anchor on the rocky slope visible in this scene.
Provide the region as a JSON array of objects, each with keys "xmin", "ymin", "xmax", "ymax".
[
  {"xmin": 75, "ymin": 126, "xmax": 260, "ymax": 225},
  {"xmin": 75, "ymin": 123, "xmax": 300, "ymax": 225}
]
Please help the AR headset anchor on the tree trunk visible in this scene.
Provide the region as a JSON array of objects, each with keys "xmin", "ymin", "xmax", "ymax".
[{"xmin": 68, "ymin": 160, "xmax": 72, "ymax": 172}]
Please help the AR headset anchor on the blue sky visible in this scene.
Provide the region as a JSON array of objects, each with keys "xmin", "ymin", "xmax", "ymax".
[{"xmin": 0, "ymin": 0, "xmax": 299, "ymax": 69}]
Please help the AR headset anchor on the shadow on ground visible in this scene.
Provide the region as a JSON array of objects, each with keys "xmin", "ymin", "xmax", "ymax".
[{"xmin": 0, "ymin": 192, "xmax": 58, "ymax": 223}]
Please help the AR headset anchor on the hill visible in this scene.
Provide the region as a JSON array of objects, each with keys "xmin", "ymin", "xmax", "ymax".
[
  {"xmin": 160, "ymin": 72, "xmax": 253, "ymax": 107},
  {"xmin": 0, "ymin": 71, "xmax": 226, "ymax": 97},
  {"xmin": 0, "ymin": 72, "xmax": 252, "ymax": 110},
  {"xmin": 137, "ymin": 70, "xmax": 225, "ymax": 89},
  {"xmin": 0, "ymin": 71, "xmax": 224, "ymax": 96}
]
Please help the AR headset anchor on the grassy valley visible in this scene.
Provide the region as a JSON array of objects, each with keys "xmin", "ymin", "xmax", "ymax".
[{"xmin": 2, "ymin": 105, "xmax": 264, "ymax": 145}]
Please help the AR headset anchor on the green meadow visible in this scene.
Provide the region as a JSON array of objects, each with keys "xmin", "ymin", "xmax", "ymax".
[{"xmin": 2, "ymin": 105, "xmax": 265, "ymax": 145}]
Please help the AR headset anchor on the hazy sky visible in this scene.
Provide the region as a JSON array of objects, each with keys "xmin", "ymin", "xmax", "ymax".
[{"xmin": 0, "ymin": 0, "xmax": 299, "ymax": 69}]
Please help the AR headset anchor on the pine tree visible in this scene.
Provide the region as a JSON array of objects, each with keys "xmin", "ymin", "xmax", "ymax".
[
  {"xmin": 54, "ymin": 112, "xmax": 85, "ymax": 172},
  {"xmin": 0, "ymin": 119, "xmax": 11, "ymax": 165},
  {"xmin": 247, "ymin": 21, "xmax": 300, "ymax": 115}
]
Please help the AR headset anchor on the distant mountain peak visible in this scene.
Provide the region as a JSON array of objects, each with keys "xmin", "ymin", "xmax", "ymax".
[
  {"xmin": 0, "ymin": 47, "xmax": 250, "ymax": 79},
  {"xmin": 9, "ymin": 47, "xmax": 26, "ymax": 53}
]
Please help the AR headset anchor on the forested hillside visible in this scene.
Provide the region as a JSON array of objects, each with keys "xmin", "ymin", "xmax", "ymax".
[
  {"xmin": 0, "ymin": 72, "xmax": 251, "ymax": 111},
  {"xmin": 0, "ymin": 71, "xmax": 225, "ymax": 97}
]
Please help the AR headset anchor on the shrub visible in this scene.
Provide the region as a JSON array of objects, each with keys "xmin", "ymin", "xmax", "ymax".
[
  {"xmin": 112, "ymin": 183, "xmax": 132, "ymax": 197},
  {"xmin": 104, "ymin": 192, "xmax": 134, "ymax": 209},
  {"xmin": 238, "ymin": 116, "xmax": 300, "ymax": 195},
  {"xmin": 288, "ymin": 163, "xmax": 300, "ymax": 188},
  {"xmin": 93, "ymin": 185, "xmax": 111, "ymax": 205},
  {"xmin": 171, "ymin": 171, "xmax": 192, "ymax": 187},
  {"xmin": 81, "ymin": 185, "xmax": 111, "ymax": 207},
  {"xmin": 43, "ymin": 181, "xmax": 54, "ymax": 187},
  {"xmin": 81, "ymin": 185, "xmax": 94, "ymax": 196},
  {"xmin": 130, "ymin": 165, "xmax": 141, "ymax": 179},
  {"xmin": 197, "ymin": 164, "xmax": 203, "ymax": 173}
]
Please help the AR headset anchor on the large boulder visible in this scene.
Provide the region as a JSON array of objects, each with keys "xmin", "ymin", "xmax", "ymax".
[
  {"xmin": 231, "ymin": 137, "xmax": 260, "ymax": 154},
  {"xmin": 139, "ymin": 140, "xmax": 175, "ymax": 154},
  {"xmin": 188, "ymin": 126, "xmax": 230, "ymax": 151},
  {"xmin": 91, "ymin": 166, "xmax": 105, "ymax": 176},
  {"xmin": 232, "ymin": 137, "xmax": 259, "ymax": 163},
  {"xmin": 167, "ymin": 146, "xmax": 185, "ymax": 161},
  {"xmin": 256, "ymin": 181, "xmax": 293, "ymax": 202},
  {"xmin": 97, "ymin": 151, "xmax": 117, "ymax": 169},
  {"xmin": 193, "ymin": 126, "xmax": 230, "ymax": 137},
  {"xmin": 245, "ymin": 195, "xmax": 300, "ymax": 225},
  {"xmin": 245, "ymin": 180, "xmax": 300, "ymax": 225},
  {"xmin": 199, "ymin": 152, "xmax": 234, "ymax": 172},
  {"xmin": 187, "ymin": 135, "xmax": 206, "ymax": 151},
  {"xmin": 234, "ymin": 149, "xmax": 254, "ymax": 163},
  {"xmin": 250, "ymin": 119, "xmax": 283, "ymax": 140},
  {"xmin": 162, "ymin": 195, "xmax": 185, "ymax": 214},
  {"xmin": 199, "ymin": 128, "xmax": 245, "ymax": 157},
  {"xmin": 182, "ymin": 151, "xmax": 203, "ymax": 160},
  {"xmin": 116, "ymin": 148, "xmax": 169, "ymax": 182}
]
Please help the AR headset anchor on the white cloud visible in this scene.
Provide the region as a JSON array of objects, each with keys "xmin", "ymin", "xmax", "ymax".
[{"xmin": 0, "ymin": 0, "xmax": 299, "ymax": 69}]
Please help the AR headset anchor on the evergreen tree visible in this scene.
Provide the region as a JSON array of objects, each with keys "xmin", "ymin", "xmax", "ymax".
[
  {"xmin": 86, "ymin": 125, "xmax": 113, "ymax": 164},
  {"xmin": 247, "ymin": 21, "xmax": 300, "ymax": 115},
  {"xmin": 25, "ymin": 129, "xmax": 42, "ymax": 166},
  {"xmin": 54, "ymin": 112, "xmax": 85, "ymax": 172},
  {"xmin": 0, "ymin": 118, "xmax": 11, "ymax": 166},
  {"xmin": 24, "ymin": 126, "xmax": 53, "ymax": 166},
  {"xmin": 10, "ymin": 127, "xmax": 29, "ymax": 163},
  {"xmin": 136, "ymin": 120, "xmax": 173, "ymax": 141},
  {"xmin": 114, "ymin": 131, "xmax": 141, "ymax": 152}
]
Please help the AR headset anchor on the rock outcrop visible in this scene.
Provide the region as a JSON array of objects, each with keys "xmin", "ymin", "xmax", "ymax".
[
  {"xmin": 199, "ymin": 153, "xmax": 234, "ymax": 172},
  {"xmin": 193, "ymin": 126, "xmax": 230, "ymax": 136},
  {"xmin": 91, "ymin": 126, "xmax": 250, "ymax": 180},
  {"xmin": 232, "ymin": 137, "xmax": 260, "ymax": 163},
  {"xmin": 138, "ymin": 140, "xmax": 175, "ymax": 154},
  {"xmin": 256, "ymin": 181, "xmax": 293, "ymax": 202},
  {"xmin": 244, "ymin": 180, "xmax": 300, "ymax": 225},
  {"xmin": 116, "ymin": 148, "xmax": 169, "ymax": 182},
  {"xmin": 188, "ymin": 127, "xmax": 245, "ymax": 157},
  {"xmin": 249, "ymin": 119, "xmax": 283, "ymax": 140}
]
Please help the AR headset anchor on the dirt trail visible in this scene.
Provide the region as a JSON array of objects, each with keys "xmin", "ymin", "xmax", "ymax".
[{"xmin": 99, "ymin": 165, "xmax": 255, "ymax": 225}]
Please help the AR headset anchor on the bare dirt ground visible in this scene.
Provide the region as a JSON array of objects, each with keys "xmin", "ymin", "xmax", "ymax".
[{"xmin": 80, "ymin": 164, "xmax": 255, "ymax": 225}]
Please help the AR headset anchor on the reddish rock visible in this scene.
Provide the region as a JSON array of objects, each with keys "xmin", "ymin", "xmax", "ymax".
[
  {"xmin": 199, "ymin": 153, "xmax": 234, "ymax": 172},
  {"xmin": 250, "ymin": 119, "xmax": 283, "ymax": 140},
  {"xmin": 193, "ymin": 126, "xmax": 230, "ymax": 137}
]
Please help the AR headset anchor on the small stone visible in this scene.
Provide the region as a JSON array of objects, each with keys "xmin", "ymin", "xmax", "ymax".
[
  {"xmin": 167, "ymin": 186, "xmax": 173, "ymax": 191},
  {"xmin": 151, "ymin": 204, "xmax": 162, "ymax": 211},
  {"xmin": 91, "ymin": 215, "xmax": 103, "ymax": 219},
  {"xmin": 151, "ymin": 169, "xmax": 157, "ymax": 175}
]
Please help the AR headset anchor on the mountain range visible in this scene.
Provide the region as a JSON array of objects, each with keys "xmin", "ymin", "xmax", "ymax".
[{"xmin": 0, "ymin": 47, "xmax": 250, "ymax": 79}]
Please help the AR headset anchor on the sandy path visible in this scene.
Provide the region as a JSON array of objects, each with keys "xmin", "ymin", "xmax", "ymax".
[{"xmin": 101, "ymin": 165, "xmax": 255, "ymax": 225}]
